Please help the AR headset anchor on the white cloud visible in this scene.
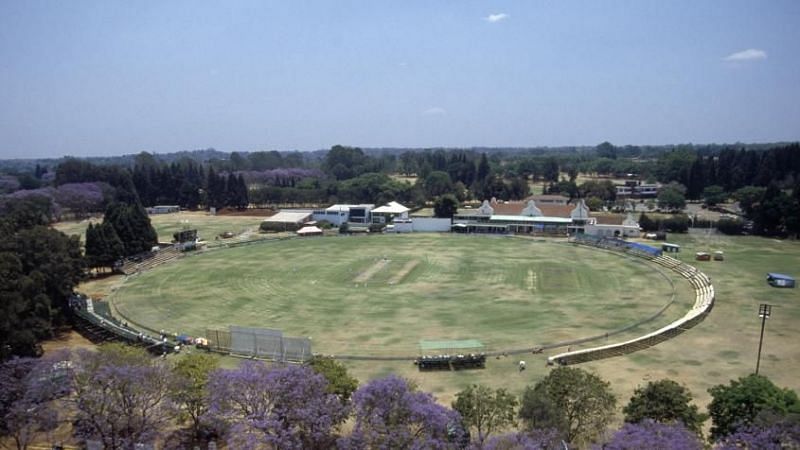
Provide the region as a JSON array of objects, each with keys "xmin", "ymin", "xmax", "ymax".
[
  {"xmin": 723, "ymin": 48, "xmax": 767, "ymax": 62},
  {"xmin": 484, "ymin": 13, "xmax": 509, "ymax": 23},
  {"xmin": 422, "ymin": 107, "xmax": 446, "ymax": 116}
]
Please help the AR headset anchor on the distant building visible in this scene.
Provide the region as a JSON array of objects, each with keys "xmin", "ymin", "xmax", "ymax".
[
  {"xmin": 261, "ymin": 211, "xmax": 312, "ymax": 232},
  {"xmin": 453, "ymin": 198, "xmax": 578, "ymax": 235},
  {"xmin": 452, "ymin": 197, "xmax": 640, "ymax": 237},
  {"xmin": 371, "ymin": 201, "xmax": 410, "ymax": 224},
  {"xmin": 524, "ymin": 194, "xmax": 570, "ymax": 205},
  {"xmin": 583, "ymin": 213, "xmax": 641, "ymax": 238},
  {"xmin": 616, "ymin": 181, "xmax": 660, "ymax": 198},
  {"xmin": 312, "ymin": 204, "xmax": 375, "ymax": 226},
  {"xmin": 146, "ymin": 205, "xmax": 180, "ymax": 214}
]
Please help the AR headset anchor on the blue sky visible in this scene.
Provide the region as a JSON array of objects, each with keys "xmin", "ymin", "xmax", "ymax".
[{"xmin": 1, "ymin": 1, "xmax": 798, "ymax": 158}]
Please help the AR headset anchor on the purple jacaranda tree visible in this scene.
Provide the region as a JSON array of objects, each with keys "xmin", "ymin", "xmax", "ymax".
[
  {"xmin": 0, "ymin": 352, "xmax": 72, "ymax": 450},
  {"xmin": 71, "ymin": 347, "xmax": 170, "ymax": 450},
  {"xmin": 595, "ymin": 420, "xmax": 704, "ymax": 450},
  {"xmin": 480, "ymin": 429, "xmax": 562, "ymax": 450},
  {"xmin": 3, "ymin": 188, "xmax": 61, "ymax": 219},
  {"xmin": 207, "ymin": 362, "xmax": 348, "ymax": 450},
  {"xmin": 52, "ymin": 182, "xmax": 107, "ymax": 217},
  {"xmin": 714, "ymin": 422, "xmax": 800, "ymax": 449},
  {"xmin": 341, "ymin": 375, "xmax": 466, "ymax": 450}
]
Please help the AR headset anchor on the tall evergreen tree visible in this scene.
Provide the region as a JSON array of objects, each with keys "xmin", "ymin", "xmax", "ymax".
[
  {"xmin": 236, "ymin": 174, "xmax": 249, "ymax": 209},
  {"xmin": 104, "ymin": 203, "xmax": 158, "ymax": 256},
  {"xmin": 225, "ymin": 173, "xmax": 237, "ymax": 208},
  {"xmin": 84, "ymin": 223, "xmax": 101, "ymax": 270},
  {"xmin": 686, "ymin": 158, "xmax": 705, "ymax": 200}
]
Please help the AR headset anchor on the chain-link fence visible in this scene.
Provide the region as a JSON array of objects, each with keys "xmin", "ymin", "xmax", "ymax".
[{"xmin": 206, "ymin": 326, "xmax": 312, "ymax": 362}]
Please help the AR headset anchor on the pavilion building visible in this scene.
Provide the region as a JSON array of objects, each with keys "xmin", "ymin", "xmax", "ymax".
[{"xmin": 452, "ymin": 197, "xmax": 640, "ymax": 237}]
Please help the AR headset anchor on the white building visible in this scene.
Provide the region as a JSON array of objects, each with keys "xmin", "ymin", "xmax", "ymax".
[
  {"xmin": 312, "ymin": 204, "xmax": 375, "ymax": 226},
  {"xmin": 371, "ymin": 201, "xmax": 410, "ymax": 224},
  {"xmin": 583, "ymin": 213, "xmax": 640, "ymax": 238},
  {"xmin": 452, "ymin": 197, "xmax": 640, "ymax": 238}
]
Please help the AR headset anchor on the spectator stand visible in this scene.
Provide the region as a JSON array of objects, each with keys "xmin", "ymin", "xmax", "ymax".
[
  {"xmin": 69, "ymin": 293, "xmax": 177, "ymax": 355},
  {"xmin": 414, "ymin": 339, "xmax": 487, "ymax": 371},
  {"xmin": 548, "ymin": 236, "xmax": 715, "ymax": 365}
]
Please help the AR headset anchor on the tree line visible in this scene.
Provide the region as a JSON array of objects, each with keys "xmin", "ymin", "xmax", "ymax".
[
  {"xmin": 0, "ymin": 197, "xmax": 85, "ymax": 359},
  {"xmin": 5, "ymin": 143, "xmax": 800, "ymax": 229},
  {"xmin": 2, "ymin": 344, "xmax": 798, "ymax": 449}
]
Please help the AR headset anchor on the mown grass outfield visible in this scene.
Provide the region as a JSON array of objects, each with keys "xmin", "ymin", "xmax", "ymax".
[
  {"xmin": 263, "ymin": 233, "xmax": 797, "ymax": 417},
  {"xmin": 111, "ymin": 234, "xmax": 687, "ymax": 357},
  {"xmin": 53, "ymin": 211, "xmax": 265, "ymax": 244},
  {"xmin": 55, "ymin": 213, "xmax": 800, "ymax": 423}
]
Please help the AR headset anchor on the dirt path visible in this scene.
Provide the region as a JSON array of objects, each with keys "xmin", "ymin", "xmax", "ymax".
[
  {"xmin": 354, "ymin": 258, "xmax": 391, "ymax": 283},
  {"xmin": 388, "ymin": 260, "xmax": 419, "ymax": 285}
]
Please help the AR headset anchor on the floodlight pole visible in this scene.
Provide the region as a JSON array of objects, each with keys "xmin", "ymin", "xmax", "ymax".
[{"xmin": 755, "ymin": 303, "xmax": 772, "ymax": 375}]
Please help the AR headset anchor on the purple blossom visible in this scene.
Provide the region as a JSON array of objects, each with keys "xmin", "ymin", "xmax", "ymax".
[
  {"xmin": 41, "ymin": 171, "xmax": 56, "ymax": 183},
  {"xmin": 714, "ymin": 423, "xmax": 800, "ymax": 449},
  {"xmin": 3, "ymin": 187, "xmax": 61, "ymax": 218},
  {"xmin": 207, "ymin": 361, "xmax": 348, "ymax": 450},
  {"xmin": 596, "ymin": 420, "xmax": 703, "ymax": 450},
  {"xmin": 0, "ymin": 352, "xmax": 72, "ymax": 450},
  {"xmin": 72, "ymin": 349, "xmax": 171, "ymax": 450},
  {"xmin": 6, "ymin": 186, "xmax": 55, "ymax": 202},
  {"xmin": 342, "ymin": 375, "xmax": 466, "ymax": 450},
  {"xmin": 481, "ymin": 430, "xmax": 562, "ymax": 450},
  {"xmin": 53, "ymin": 182, "xmax": 106, "ymax": 214},
  {"xmin": 1, "ymin": 182, "xmax": 109, "ymax": 219}
]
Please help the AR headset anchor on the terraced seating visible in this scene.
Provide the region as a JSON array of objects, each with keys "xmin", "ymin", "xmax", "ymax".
[
  {"xmin": 547, "ymin": 242, "xmax": 715, "ymax": 366},
  {"xmin": 69, "ymin": 294, "xmax": 175, "ymax": 354},
  {"xmin": 120, "ymin": 246, "xmax": 182, "ymax": 275}
]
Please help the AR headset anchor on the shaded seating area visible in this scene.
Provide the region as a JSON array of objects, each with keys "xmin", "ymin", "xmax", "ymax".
[
  {"xmin": 414, "ymin": 353, "xmax": 487, "ymax": 371},
  {"xmin": 414, "ymin": 339, "xmax": 486, "ymax": 371}
]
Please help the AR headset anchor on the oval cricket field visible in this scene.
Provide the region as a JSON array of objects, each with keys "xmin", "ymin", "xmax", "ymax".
[{"xmin": 111, "ymin": 234, "xmax": 687, "ymax": 356}]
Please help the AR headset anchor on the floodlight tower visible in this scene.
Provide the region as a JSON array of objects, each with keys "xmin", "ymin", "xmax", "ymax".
[{"xmin": 755, "ymin": 303, "xmax": 772, "ymax": 375}]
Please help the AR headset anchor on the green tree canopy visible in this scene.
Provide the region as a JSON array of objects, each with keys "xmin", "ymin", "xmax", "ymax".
[
  {"xmin": 585, "ymin": 196, "xmax": 604, "ymax": 211},
  {"xmin": 423, "ymin": 171, "xmax": 454, "ymax": 198},
  {"xmin": 708, "ymin": 374, "xmax": 800, "ymax": 440},
  {"xmin": 323, "ymin": 146, "xmax": 369, "ymax": 180},
  {"xmin": 623, "ymin": 379, "xmax": 706, "ymax": 434},
  {"xmin": 169, "ymin": 353, "xmax": 218, "ymax": 437},
  {"xmin": 433, "ymin": 194, "xmax": 459, "ymax": 219},
  {"xmin": 596, "ymin": 141, "xmax": 617, "ymax": 159},
  {"xmin": 657, "ymin": 183, "xmax": 687, "ymax": 211},
  {"xmin": 452, "ymin": 384, "xmax": 518, "ymax": 446},
  {"xmin": 519, "ymin": 366, "xmax": 616, "ymax": 445},
  {"xmin": 308, "ymin": 356, "xmax": 359, "ymax": 402},
  {"xmin": 733, "ymin": 186, "xmax": 766, "ymax": 217},
  {"xmin": 85, "ymin": 222, "xmax": 124, "ymax": 272},
  {"xmin": 103, "ymin": 202, "xmax": 158, "ymax": 256},
  {"xmin": 702, "ymin": 185, "xmax": 727, "ymax": 206}
]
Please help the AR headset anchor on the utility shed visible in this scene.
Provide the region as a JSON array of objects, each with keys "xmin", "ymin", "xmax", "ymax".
[
  {"xmin": 662, "ymin": 243, "xmax": 681, "ymax": 253},
  {"xmin": 261, "ymin": 211, "xmax": 312, "ymax": 232},
  {"xmin": 767, "ymin": 273, "xmax": 796, "ymax": 288}
]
